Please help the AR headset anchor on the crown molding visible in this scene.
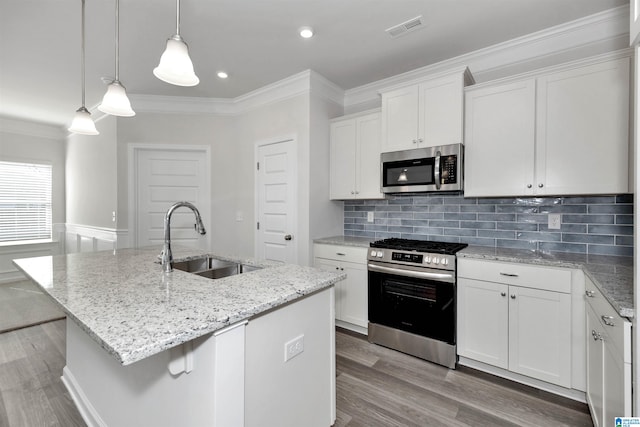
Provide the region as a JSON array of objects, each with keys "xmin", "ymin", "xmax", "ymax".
[
  {"xmin": 344, "ymin": 5, "xmax": 629, "ymax": 109},
  {"xmin": 0, "ymin": 116, "xmax": 66, "ymax": 139},
  {"xmin": 309, "ymin": 70, "xmax": 345, "ymax": 106},
  {"xmin": 129, "ymin": 94, "xmax": 237, "ymax": 116}
]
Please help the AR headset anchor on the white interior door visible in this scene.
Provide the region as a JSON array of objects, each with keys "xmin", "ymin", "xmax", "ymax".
[
  {"xmin": 255, "ymin": 139, "xmax": 297, "ymax": 264},
  {"xmin": 133, "ymin": 146, "xmax": 210, "ymax": 249}
]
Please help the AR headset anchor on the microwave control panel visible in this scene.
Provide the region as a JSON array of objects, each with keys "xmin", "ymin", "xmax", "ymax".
[{"xmin": 441, "ymin": 155, "xmax": 458, "ymax": 184}]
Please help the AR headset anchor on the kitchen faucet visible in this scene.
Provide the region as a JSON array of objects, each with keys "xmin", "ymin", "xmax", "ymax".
[{"xmin": 161, "ymin": 201, "xmax": 207, "ymax": 272}]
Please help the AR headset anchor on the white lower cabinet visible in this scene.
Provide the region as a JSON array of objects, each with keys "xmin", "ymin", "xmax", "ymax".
[
  {"xmin": 585, "ymin": 276, "xmax": 631, "ymax": 427},
  {"xmin": 457, "ymin": 258, "xmax": 573, "ymax": 389},
  {"xmin": 314, "ymin": 244, "xmax": 368, "ymax": 334}
]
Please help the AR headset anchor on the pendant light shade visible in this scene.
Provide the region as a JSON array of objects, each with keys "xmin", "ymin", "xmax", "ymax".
[
  {"xmin": 98, "ymin": 0, "xmax": 135, "ymax": 116},
  {"xmin": 69, "ymin": 0, "xmax": 99, "ymax": 135},
  {"xmin": 154, "ymin": 0, "xmax": 199, "ymax": 87},
  {"xmin": 99, "ymin": 80, "xmax": 135, "ymax": 116},
  {"xmin": 69, "ymin": 106, "xmax": 99, "ymax": 135}
]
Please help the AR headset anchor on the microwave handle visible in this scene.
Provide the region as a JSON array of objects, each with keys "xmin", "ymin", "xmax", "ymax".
[{"xmin": 434, "ymin": 151, "xmax": 441, "ymax": 189}]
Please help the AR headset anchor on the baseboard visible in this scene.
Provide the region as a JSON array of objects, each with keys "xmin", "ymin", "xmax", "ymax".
[
  {"xmin": 458, "ymin": 356, "xmax": 586, "ymax": 403},
  {"xmin": 62, "ymin": 366, "xmax": 107, "ymax": 427},
  {"xmin": 335, "ymin": 320, "xmax": 367, "ymax": 336}
]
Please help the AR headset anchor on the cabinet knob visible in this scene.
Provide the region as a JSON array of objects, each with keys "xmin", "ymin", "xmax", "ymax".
[
  {"xmin": 527, "ymin": 184, "xmax": 532, "ymax": 189},
  {"xmin": 500, "ymin": 292, "xmax": 506, "ymax": 297},
  {"xmin": 585, "ymin": 290, "xmax": 596, "ymax": 298},
  {"xmin": 412, "ymin": 139, "xmax": 418, "ymax": 144},
  {"xmin": 538, "ymin": 183, "xmax": 544, "ymax": 188},
  {"xmin": 592, "ymin": 330, "xmax": 603, "ymax": 341},
  {"xmin": 510, "ymin": 294, "xmax": 516, "ymax": 299},
  {"xmin": 418, "ymin": 138, "xmax": 423, "ymax": 143},
  {"xmin": 355, "ymin": 190, "xmax": 359, "ymax": 195},
  {"xmin": 350, "ymin": 191, "xmax": 355, "ymax": 195}
]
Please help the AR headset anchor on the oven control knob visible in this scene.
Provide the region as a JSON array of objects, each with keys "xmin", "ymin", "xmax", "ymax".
[
  {"xmin": 424, "ymin": 256, "xmax": 431, "ymax": 264},
  {"xmin": 441, "ymin": 258, "xmax": 449, "ymax": 266},
  {"xmin": 376, "ymin": 251, "xmax": 384, "ymax": 258},
  {"xmin": 433, "ymin": 257, "xmax": 440, "ymax": 265},
  {"xmin": 370, "ymin": 250, "xmax": 377, "ymax": 257}
]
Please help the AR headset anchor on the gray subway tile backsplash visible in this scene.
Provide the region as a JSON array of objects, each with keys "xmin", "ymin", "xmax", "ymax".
[{"xmin": 344, "ymin": 193, "xmax": 633, "ymax": 257}]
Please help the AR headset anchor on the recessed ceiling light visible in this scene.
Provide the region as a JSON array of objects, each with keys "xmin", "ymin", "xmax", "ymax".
[
  {"xmin": 217, "ymin": 71, "xmax": 228, "ymax": 79},
  {"xmin": 299, "ymin": 26, "xmax": 314, "ymax": 39}
]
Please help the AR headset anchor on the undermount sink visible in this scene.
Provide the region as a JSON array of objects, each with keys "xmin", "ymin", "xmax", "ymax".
[{"xmin": 172, "ymin": 256, "xmax": 262, "ymax": 279}]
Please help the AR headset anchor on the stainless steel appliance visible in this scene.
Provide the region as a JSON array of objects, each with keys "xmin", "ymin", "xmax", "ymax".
[
  {"xmin": 367, "ymin": 238, "xmax": 467, "ymax": 368},
  {"xmin": 381, "ymin": 143, "xmax": 463, "ymax": 194}
]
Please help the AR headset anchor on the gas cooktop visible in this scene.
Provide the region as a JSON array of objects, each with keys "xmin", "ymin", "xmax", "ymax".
[{"xmin": 370, "ymin": 238, "xmax": 468, "ymax": 255}]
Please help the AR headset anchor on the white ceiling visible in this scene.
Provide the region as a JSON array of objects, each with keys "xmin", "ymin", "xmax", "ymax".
[{"xmin": 0, "ymin": 0, "xmax": 628, "ymax": 128}]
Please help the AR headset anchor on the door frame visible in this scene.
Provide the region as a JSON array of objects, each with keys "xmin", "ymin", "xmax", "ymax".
[
  {"xmin": 128, "ymin": 143, "xmax": 211, "ymax": 249},
  {"xmin": 254, "ymin": 135, "xmax": 298, "ymax": 264}
]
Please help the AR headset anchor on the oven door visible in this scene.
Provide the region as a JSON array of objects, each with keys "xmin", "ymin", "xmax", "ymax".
[{"xmin": 368, "ymin": 261, "xmax": 455, "ymax": 344}]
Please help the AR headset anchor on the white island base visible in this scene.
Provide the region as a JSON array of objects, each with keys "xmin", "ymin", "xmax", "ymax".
[{"xmin": 62, "ymin": 287, "xmax": 335, "ymax": 427}]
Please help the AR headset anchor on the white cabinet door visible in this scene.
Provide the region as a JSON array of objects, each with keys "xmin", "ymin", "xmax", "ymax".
[
  {"xmin": 314, "ymin": 258, "xmax": 344, "ymax": 319},
  {"xmin": 329, "ymin": 120, "xmax": 357, "ymax": 199},
  {"xmin": 536, "ymin": 58, "xmax": 630, "ymax": 195},
  {"xmin": 355, "ymin": 113, "xmax": 383, "ymax": 199},
  {"xmin": 419, "ymin": 73, "xmax": 465, "ymax": 148},
  {"xmin": 603, "ymin": 338, "xmax": 625, "ymax": 427},
  {"xmin": 381, "ymin": 85, "xmax": 420, "ymax": 152},
  {"xmin": 339, "ymin": 261, "xmax": 368, "ymax": 328},
  {"xmin": 508, "ymin": 286, "xmax": 572, "ymax": 387},
  {"xmin": 457, "ymin": 278, "xmax": 509, "ymax": 369},
  {"xmin": 586, "ymin": 303, "xmax": 604, "ymax": 427},
  {"xmin": 464, "ymin": 80, "xmax": 536, "ymax": 197}
]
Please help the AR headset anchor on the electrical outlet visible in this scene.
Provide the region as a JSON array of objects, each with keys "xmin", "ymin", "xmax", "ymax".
[
  {"xmin": 284, "ymin": 334, "xmax": 304, "ymax": 362},
  {"xmin": 548, "ymin": 213, "xmax": 561, "ymax": 230},
  {"xmin": 367, "ymin": 211, "xmax": 374, "ymax": 223},
  {"xmin": 112, "ymin": 211, "xmax": 116, "ymax": 223}
]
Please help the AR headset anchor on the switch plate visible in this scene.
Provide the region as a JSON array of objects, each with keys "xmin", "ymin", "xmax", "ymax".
[
  {"xmin": 112, "ymin": 211, "xmax": 116, "ymax": 223},
  {"xmin": 236, "ymin": 211, "xmax": 244, "ymax": 222},
  {"xmin": 284, "ymin": 334, "xmax": 304, "ymax": 362},
  {"xmin": 367, "ymin": 212, "xmax": 374, "ymax": 223},
  {"xmin": 548, "ymin": 213, "xmax": 561, "ymax": 230}
]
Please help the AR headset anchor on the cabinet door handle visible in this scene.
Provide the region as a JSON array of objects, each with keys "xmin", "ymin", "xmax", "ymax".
[
  {"xmin": 336, "ymin": 252, "xmax": 346, "ymax": 256},
  {"xmin": 538, "ymin": 183, "xmax": 544, "ymax": 188},
  {"xmin": 527, "ymin": 184, "xmax": 532, "ymax": 189},
  {"xmin": 510, "ymin": 294, "xmax": 516, "ymax": 299},
  {"xmin": 601, "ymin": 315, "xmax": 615, "ymax": 327},
  {"xmin": 585, "ymin": 290, "xmax": 596, "ymax": 297},
  {"xmin": 500, "ymin": 272, "xmax": 519, "ymax": 277}
]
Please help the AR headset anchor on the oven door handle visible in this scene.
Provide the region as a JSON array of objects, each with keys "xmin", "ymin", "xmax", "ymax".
[{"xmin": 368, "ymin": 262, "xmax": 454, "ymax": 282}]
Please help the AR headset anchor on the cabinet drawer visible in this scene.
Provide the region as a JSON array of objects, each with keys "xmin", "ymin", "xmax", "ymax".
[
  {"xmin": 585, "ymin": 276, "xmax": 631, "ymax": 362},
  {"xmin": 314, "ymin": 244, "xmax": 367, "ymax": 264},
  {"xmin": 458, "ymin": 258, "xmax": 571, "ymax": 293}
]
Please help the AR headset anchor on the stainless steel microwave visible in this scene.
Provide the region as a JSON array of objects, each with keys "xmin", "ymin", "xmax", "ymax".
[{"xmin": 381, "ymin": 144, "xmax": 463, "ymax": 194}]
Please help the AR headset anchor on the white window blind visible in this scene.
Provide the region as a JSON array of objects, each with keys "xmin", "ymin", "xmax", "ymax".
[{"xmin": 0, "ymin": 161, "xmax": 52, "ymax": 243}]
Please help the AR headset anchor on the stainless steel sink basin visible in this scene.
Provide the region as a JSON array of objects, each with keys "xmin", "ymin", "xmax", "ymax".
[{"xmin": 172, "ymin": 256, "xmax": 262, "ymax": 279}]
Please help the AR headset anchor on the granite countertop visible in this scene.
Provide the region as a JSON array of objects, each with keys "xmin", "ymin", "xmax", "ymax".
[
  {"xmin": 314, "ymin": 235, "xmax": 375, "ymax": 248},
  {"xmin": 13, "ymin": 246, "xmax": 345, "ymax": 366},
  {"xmin": 458, "ymin": 246, "xmax": 634, "ymax": 318}
]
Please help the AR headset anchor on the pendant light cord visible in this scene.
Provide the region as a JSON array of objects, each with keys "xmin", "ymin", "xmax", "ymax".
[
  {"xmin": 81, "ymin": 0, "xmax": 86, "ymax": 107},
  {"xmin": 175, "ymin": 0, "xmax": 181, "ymax": 35},
  {"xmin": 114, "ymin": 0, "xmax": 120, "ymax": 81}
]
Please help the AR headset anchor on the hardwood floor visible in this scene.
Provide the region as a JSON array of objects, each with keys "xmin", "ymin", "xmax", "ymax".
[
  {"xmin": 334, "ymin": 328, "xmax": 593, "ymax": 427},
  {"xmin": 0, "ymin": 320, "xmax": 592, "ymax": 426}
]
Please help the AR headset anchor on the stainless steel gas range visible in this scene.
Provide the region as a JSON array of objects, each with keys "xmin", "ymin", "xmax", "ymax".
[{"xmin": 367, "ymin": 238, "xmax": 468, "ymax": 369}]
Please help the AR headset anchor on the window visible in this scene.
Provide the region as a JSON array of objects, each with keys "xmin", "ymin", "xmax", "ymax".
[{"xmin": 0, "ymin": 161, "xmax": 52, "ymax": 243}]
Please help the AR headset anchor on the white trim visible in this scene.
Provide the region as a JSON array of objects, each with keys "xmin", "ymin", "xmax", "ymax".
[
  {"xmin": 254, "ymin": 136, "xmax": 299, "ymax": 264},
  {"xmin": 127, "ymin": 143, "xmax": 211, "ymax": 250},
  {"xmin": 62, "ymin": 366, "xmax": 107, "ymax": 427}
]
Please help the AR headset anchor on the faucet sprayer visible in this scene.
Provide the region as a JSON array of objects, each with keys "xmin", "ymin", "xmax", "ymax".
[{"xmin": 161, "ymin": 201, "xmax": 207, "ymax": 272}]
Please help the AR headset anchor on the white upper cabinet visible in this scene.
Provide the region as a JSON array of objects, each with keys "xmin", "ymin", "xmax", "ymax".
[
  {"xmin": 330, "ymin": 110, "xmax": 384, "ymax": 200},
  {"xmin": 380, "ymin": 67, "xmax": 473, "ymax": 152},
  {"xmin": 464, "ymin": 53, "xmax": 630, "ymax": 197}
]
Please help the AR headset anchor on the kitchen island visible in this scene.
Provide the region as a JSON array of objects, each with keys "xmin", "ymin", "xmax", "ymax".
[{"xmin": 13, "ymin": 246, "xmax": 345, "ymax": 427}]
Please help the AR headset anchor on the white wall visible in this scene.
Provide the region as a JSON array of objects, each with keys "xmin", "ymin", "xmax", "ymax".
[
  {"xmin": 66, "ymin": 115, "xmax": 118, "ymax": 229},
  {"xmin": 0, "ymin": 117, "xmax": 66, "ymax": 281}
]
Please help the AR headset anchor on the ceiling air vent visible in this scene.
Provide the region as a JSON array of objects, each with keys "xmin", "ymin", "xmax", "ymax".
[{"xmin": 385, "ymin": 15, "xmax": 424, "ymax": 38}]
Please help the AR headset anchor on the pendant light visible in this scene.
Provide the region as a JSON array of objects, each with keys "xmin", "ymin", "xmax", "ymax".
[
  {"xmin": 98, "ymin": 0, "xmax": 135, "ymax": 116},
  {"xmin": 69, "ymin": 0, "xmax": 99, "ymax": 135},
  {"xmin": 153, "ymin": 0, "xmax": 199, "ymax": 86}
]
